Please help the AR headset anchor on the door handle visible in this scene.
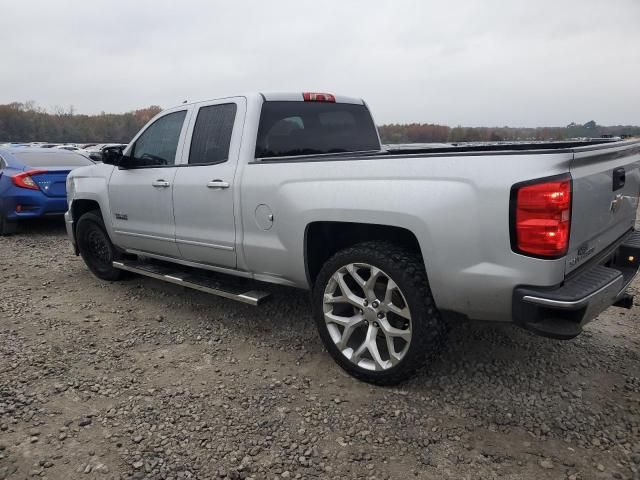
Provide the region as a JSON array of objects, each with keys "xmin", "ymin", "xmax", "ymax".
[
  {"xmin": 207, "ymin": 180, "xmax": 230, "ymax": 189},
  {"xmin": 612, "ymin": 167, "xmax": 625, "ymax": 191},
  {"xmin": 152, "ymin": 179, "xmax": 170, "ymax": 188}
]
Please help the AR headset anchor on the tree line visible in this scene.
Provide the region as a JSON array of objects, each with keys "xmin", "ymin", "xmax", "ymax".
[
  {"xmin": 378, "ymin": 120, "xmax": 640, "ymax": 144},
  {"xmin": 0, "ymin": 102, "xmax": 638, "ymax": 144},
  {"xmin": 0, "ymin": 102, "xmax": 162, "ymax": 143}
]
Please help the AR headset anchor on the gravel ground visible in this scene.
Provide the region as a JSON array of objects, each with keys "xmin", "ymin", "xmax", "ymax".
[{"xmin": 1, "ymin": 219, "xmax": 639, "ymax": 480}]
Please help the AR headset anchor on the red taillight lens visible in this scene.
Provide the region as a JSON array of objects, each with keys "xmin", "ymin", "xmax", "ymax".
[
  {"xmin": 303, "ymin": 92, "xmax": 336, "ymax": 102},
  {"xmin": 512, "ymin": 177, "xmax": 571, "ymax": 257},
  {"xmin": 11, "ymin": 170, "xmax": 46, "ymax": 190}
]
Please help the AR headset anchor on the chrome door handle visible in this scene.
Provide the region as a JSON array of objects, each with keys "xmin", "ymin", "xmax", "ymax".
[
  {"xmin": 152, "ymin": 180, "xmax": 170, "ymax": 188},
  {"xmin": 207, "ymin": 180, "xmax": 230, "ymax": 189}
]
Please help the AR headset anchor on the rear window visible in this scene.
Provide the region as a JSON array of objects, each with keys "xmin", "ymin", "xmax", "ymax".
[
  {"xmin": 255, "ymin": 101, "xmax": 380, "ymax": 158},
  {"xmin": 12, "ymin": 151, "xmax": 94, "ymax": 167}
]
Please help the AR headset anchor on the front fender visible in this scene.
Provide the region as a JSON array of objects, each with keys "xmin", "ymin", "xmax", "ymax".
[{"xmin": 68, "ymin": 164, "xmax": 116, "ymax": 239}]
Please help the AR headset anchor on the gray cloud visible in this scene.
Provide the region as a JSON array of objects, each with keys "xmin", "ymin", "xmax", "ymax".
[{"xmin": 1, "ymin": 0, "xmax": 638, "ymax": 126}]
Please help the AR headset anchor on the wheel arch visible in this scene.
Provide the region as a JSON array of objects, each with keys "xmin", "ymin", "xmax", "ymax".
[
  {"xmin": 71, "ymin": 199, "xmax": 103, "ymax": 224},
  {"xmin": 70, "ymin": 198, "xmax": 109, "ymax": 243},
  {"xmin": 304, "ymin": 221, "xmax": 425, "ymax": 287}
]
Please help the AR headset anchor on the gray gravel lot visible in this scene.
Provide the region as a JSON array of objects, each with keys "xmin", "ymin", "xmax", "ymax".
[{"xmin": 0, "ymin": 219, "xmax": 639, "ymax": 480}]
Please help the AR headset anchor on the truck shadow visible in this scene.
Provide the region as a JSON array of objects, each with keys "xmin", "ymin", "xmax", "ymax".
[
  {"xmin": 133, "ymin": 276, "xmax": 614, "ymax": 391},
  {"xmin": 255, "ymin": 286, "xmax": 630, "ymax": 403},
  {"xmin": 104, "ymin": 272, "xmax": 634, "ymax": 448}
]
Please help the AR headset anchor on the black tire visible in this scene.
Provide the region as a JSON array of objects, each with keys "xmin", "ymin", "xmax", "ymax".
[
  {"xmin": 0, "ymin": 214, "xmax": 17, "ymax": 236},
  {"xmin": 76, "ymin": 211, "xmax": 125, "ymax": 281},
  {"xmin": 312, "ymin": 241, "xmax": 447, "ymax": 385}
]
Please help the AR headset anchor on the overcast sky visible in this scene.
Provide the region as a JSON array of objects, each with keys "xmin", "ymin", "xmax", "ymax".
[{"xmin": 1, "ymin": 0, "xmax": 639, "ymax": 126}]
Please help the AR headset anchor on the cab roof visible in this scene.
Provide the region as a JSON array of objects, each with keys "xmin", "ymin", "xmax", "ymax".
[
  {"xmin": 174, "ymin": 92, "xmax": 365, "ymax": 109},
  {"xmin": 260, "ymin": 92, "xmax": 365, "ymax": 105}
]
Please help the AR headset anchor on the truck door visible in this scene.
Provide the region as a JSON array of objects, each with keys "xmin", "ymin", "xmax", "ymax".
[
  {"xmin": 108, "ymin": 108, "xmax": 190, "ymax": 257},
  {"xmin": 172, "ymin": 98, "xmax": 245, "ymax": 268}
]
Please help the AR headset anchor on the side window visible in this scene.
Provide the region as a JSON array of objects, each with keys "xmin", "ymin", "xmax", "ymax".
[
  {"xmin": 0, "ymin": 154, "xmax": 5, "ymax": 169},
  {"xmin": 188, "ymin": 103, "xmax": 237, "ymax": 165},
  {"xmin": 131, "ymin": 110, "xmax": 187, "ymax": 167}
]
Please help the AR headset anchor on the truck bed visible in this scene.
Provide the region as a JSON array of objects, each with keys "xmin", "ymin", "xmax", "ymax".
[
  {"xmin": 383, "ymin": 138, "xmax": 622, "ymax": 155},
  {"xmin": 256, "ymin": 138, "xmax": 636, "ymax": 163}
]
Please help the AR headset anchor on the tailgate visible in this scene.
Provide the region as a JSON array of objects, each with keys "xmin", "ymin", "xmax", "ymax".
[
  {"xmin": 566, "ymin": 141, "xmax": 640, "ymax": 274},
  {"xmin": 31, "ymin": 170, "xmax": 71, "ymax": 198}
]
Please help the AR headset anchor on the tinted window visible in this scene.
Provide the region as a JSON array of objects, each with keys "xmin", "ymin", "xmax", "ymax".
[
  {"xmin": 131, "ymin": 110, "xmax": 187, "ymax": 166},
  {"xmin": 189, "ymin": 103, "xmax": 236, "ymax": 165},
  {"xmin": 12, "ymin": 151, "xmax": 94, "ymax": 167},
  {"xmin": 256, "ymin": 101, "xmax": 380, "ymax": 158}
]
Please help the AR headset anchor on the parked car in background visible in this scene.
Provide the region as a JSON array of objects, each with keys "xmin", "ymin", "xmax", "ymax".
[
  {"xmin": 84, "ymin": 144, "xmax": 106, "ymax": 161},
  {"xmin": 55, "ymin": 145, "xmax": 94, "ymax": 159},
  {"xmin": 0, "ymin": 147, "xmax": 94, "ymax": 234},
  {"xmin": 55, "ymin": 144, "xmax": 81, "ymax": 151},
  {"xmin": 84, "ymin": 143, "xmax": 127, "ymax": 162}
]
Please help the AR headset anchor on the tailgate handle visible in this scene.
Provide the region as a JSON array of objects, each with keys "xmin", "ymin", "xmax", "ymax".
[{"xmin": 612, "ymin": 167, "xmax": 625, "ymax": 191}]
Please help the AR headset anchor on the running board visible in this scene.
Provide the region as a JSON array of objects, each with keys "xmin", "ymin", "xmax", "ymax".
[{"xmin": 112, "ymin": 260, "xmax": 271, "ymax": 306}]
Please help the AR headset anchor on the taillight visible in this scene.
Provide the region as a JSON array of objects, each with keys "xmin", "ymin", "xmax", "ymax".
[
  {"xmin": 303, "ymin": 92, "xmax": 336, "ymax": 102},
  {"xmin": 511, "ymin": 175, "xmax": 572, "ymax": 258},
  {"xmin": 11, "ymin": 170, "xmax": 46, "ymax": 190}
]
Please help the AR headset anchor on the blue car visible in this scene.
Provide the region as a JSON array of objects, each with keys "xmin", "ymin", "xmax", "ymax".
[{"xmin": 0, "ymin": 147, "xmax": 94, "ymax": 235}]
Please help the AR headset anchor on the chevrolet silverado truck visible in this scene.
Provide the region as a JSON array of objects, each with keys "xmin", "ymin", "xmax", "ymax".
[{"xmin": 64, "ymin": 92, "xmax": 640, "ymax": 385}]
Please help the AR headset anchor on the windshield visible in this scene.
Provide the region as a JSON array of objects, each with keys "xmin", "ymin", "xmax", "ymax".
[{"xmin": 256, "ymin": 101, "xmax": 380, "ymax": 158}]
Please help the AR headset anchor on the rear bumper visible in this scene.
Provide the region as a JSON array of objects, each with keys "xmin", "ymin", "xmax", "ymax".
[
  {"xmin": 3, "ymin": 190, "xmax": 67, "ymax": 220},
  {"xmin": 513, "ymin": 230, "xmax": 640, "ymax": 339}
]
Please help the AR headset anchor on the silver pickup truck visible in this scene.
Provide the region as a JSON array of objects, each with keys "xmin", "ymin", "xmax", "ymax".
[{"xmin": 65, "ymin": 92, "xmax": 640, "ymax": 384}]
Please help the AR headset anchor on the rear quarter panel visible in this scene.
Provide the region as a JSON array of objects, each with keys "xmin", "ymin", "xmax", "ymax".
[
  {"xmin": 0, "ymin": 166, "xmax": 20, "ymax": 214},
  {"xmin": 240, "ymin": 152, "xmax": 574, "ymax": 321}
]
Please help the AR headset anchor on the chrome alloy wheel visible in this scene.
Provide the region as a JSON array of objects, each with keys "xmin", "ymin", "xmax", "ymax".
[{"xmin": 322, "ymin": 263, "xmax": 412, "ymax": 371}]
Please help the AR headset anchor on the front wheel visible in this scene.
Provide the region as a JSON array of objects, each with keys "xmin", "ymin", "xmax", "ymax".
[
  {"xmin": 313, "ymin": 241, "xmax": 447, "ymax": 385},
  {"xmin": 76, "ymin": 211, "xmax": 125, "ymax": 281}
]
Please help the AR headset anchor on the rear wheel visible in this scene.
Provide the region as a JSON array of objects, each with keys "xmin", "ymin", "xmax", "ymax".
[
  {"xmin": 0, "ymin": 214, "xmax": 17, "ymax": 236},
  {"xmin": 313, "ymin": 241, "xmax": 447, "ymax": 385},
  {"xmin": 76, "ymin": 211, "xmax": 125, "ymax": 281}
]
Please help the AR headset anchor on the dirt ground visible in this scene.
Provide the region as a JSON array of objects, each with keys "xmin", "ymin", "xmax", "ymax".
[{"xmin": 0, "ymin": 219, "xmax": 639, "ymax": 480}]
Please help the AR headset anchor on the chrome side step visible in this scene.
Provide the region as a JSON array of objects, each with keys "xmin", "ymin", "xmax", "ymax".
[{"xmin": 112, "ymin": 260, "xmax": 271, "ymax": 306}]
